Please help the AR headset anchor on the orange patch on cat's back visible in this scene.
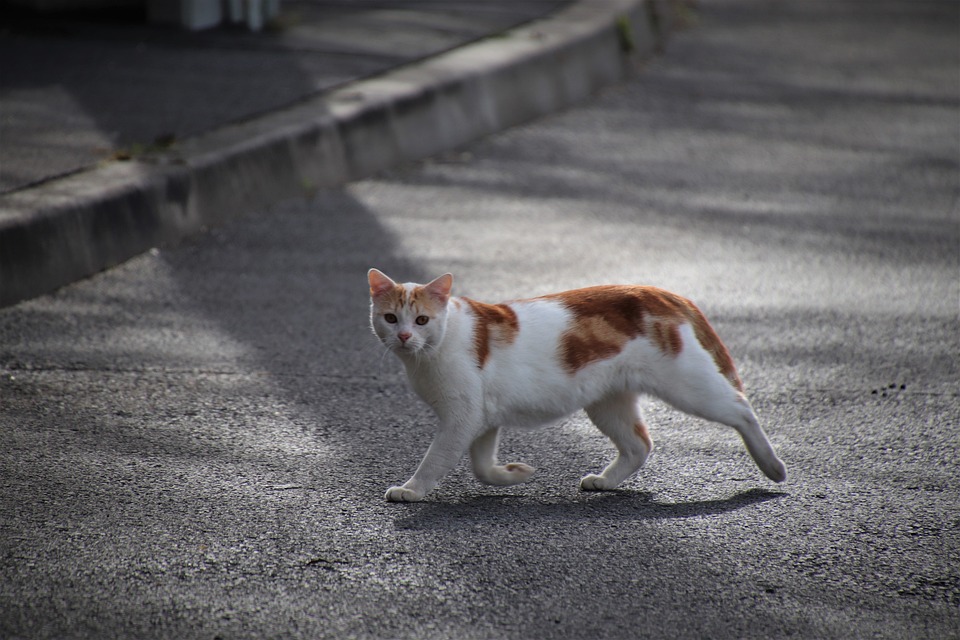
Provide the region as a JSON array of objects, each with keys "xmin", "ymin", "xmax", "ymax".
[
  {"xmin": 650, "ymin": 320, "xmax": 683, "ymax": 356},
  {"xmin": 463, "ymin": 298, "xmax": 519, "ymax": 368},
  {"xmin": 547, "ymin": 285, "xmax": 743, "ymax": 391},
  {"xmin": 560, "ymin": 314, "xmax": 630, "ymax": 373},
  {"xmin": 546, "ymin": 286, "xmax": 681, "ymax": 373}
]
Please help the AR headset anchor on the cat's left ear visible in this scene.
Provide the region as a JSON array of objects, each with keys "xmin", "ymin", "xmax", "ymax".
[{"xmin": 425, "ymin": 273, "xmax": 453, "ymax": 305}]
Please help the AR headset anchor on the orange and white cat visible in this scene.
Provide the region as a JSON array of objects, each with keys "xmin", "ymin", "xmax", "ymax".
[{"xmin": 368, "ymin": 269, "xmax": 786, "ymax": 502}]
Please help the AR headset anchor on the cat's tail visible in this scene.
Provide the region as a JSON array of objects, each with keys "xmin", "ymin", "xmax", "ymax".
[{"xmin": 682, "ymin": 303, "xmax": 744, "ymax": 392}]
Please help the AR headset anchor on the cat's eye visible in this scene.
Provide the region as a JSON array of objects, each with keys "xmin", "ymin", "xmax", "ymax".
[
  {"xmin": 416, "ymin": 315, "xmax": 430, "ymax": 326},
  {"xmin": 384, "ymin": 313, "xmax": 398, "ymax": 324}
]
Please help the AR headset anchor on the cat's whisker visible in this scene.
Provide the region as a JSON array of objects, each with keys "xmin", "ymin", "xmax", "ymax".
[
  {"xmin": 418, "ymin": 341, "xmax": 440, "ymax": 361},
  {"xmin": 375, "ymin": 344, "xmax": 395, "ymax": 378},
  {"xmin": 410, "ymin": 346, "xmax": 430, "ymax": 373},
  {"xmin": 359, "ymin": 339, "xmax": 391, "ymax": 363}
]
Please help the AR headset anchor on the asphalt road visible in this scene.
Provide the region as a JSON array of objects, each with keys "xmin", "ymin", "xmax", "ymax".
[{"xmin": 2, "ymin": 1, "xmax": 958, "ymax": 638}]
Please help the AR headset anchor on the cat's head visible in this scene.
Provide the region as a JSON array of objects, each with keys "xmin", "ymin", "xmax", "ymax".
[{"xmin": 368, "ymin": 269, "xmax": 453, "ymax": 356}]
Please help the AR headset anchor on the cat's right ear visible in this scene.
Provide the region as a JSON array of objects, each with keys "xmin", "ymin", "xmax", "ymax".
[{"xmin": 368, "ymin": 269, "xmax": 397, "ymax": 298}]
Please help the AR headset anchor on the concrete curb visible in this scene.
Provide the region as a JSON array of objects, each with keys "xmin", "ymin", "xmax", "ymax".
[{"xmin": 0, "ymin": 0, "xmax": 681, "ymax": 308}]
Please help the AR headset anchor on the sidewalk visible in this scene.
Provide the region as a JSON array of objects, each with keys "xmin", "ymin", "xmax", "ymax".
[{"xmin": 0, "ymin": 0, "xmax": 681, "ymax": 308}]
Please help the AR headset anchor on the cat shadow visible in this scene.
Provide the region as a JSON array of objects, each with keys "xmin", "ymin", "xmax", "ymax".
[{"xmin": 393, "ymin": 487, "xmax": 786, "ymax": 531}]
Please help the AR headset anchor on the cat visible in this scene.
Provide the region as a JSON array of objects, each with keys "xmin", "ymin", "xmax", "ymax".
[{"xmin": 368, "ymin": 269, "xmax": 787, "ymax": 502}]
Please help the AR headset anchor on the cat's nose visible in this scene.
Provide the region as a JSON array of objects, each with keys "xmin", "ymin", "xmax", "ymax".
[{"xmin": 397, "ymin": 331, "xmax": 412, "ymax": 344}]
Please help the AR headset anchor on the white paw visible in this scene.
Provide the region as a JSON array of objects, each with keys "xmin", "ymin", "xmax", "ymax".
[
  {"xmin": 502, "ymin": 462, "xmax": 536, "ymax": 483},
  {"xmin": 765, "ymin": 458, "xmax": 788, "ymax": 483},
  {"xmin": 579, "ymin": 474, "xmax": 615, "ymax": 491},
  {"xmin": 477, "ymin": 462, "xmax": 536, "ymax": 486},
  {"xmin": 385, "ymin": 486, "xmax": 423, "ymax": 502}
]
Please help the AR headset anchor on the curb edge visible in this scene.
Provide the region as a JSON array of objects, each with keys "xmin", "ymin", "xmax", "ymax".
[{"xmin": 0, "ymin": 0, "xmax": 680, "ymax": 308}]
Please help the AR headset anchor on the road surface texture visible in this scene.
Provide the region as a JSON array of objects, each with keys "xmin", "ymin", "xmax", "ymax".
[
  {"xmin": 0, "ymin": 0, "xmax": 568, "ymax": 194},
  {"xmin": 1, "ymin": 0, "xmax": 957, "ymax": 638}
]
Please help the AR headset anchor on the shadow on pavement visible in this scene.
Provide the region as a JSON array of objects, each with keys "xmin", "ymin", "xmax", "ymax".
[{"xmin": 392, "ymin": 488, "xmax": 788, "ymax": 531}]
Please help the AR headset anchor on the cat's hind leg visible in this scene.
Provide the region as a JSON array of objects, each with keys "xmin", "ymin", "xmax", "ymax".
[
  {"xmin": 669, "ymin": 390, "xmax": 786, "ymax": 483},
  {"xmin": 651, "ymin": 329, "xmax": 787, "ymax": 483},
  {"xmin": 581, "ymin": 392, "xmax": 653, "ymax": 491},
  {"xmin": 470, "ymin": 428, "xmax": 535, "ymax": 486},
  {"xmin": 729, "ymin": 397, "xmax": 787, "ymax": 483}
]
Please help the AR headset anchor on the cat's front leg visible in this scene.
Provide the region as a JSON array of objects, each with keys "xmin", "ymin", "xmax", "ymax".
[
  {"xmin": 386, "ymin": 416, "xmax": 480, "ymax": 502},
  {"xmin": 384, "ymin": 485, "xmax": 425, "ymax": 503},
  {"xmin": 470, "ymin": 427, "xmax": 535, "ymax": 486}
]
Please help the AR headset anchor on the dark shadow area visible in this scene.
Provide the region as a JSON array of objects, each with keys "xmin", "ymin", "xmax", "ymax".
[
  {"xmin": 0, "ymin": 185, "xmax": 434, "ymax": 637},
  {"xmin": 160, "ymin": 188, "xmax": 428, "ymax": 380},
  {"xmin": 0, "ymin": 185, "xmax": 432, "ymax": 513},
  {"xmin": 392, "ymin": 488, "xmax": 788, "ymax": 530},
  {"xmin": 0, "ymin": 0, "xmax": 569, "ymax": 193}
]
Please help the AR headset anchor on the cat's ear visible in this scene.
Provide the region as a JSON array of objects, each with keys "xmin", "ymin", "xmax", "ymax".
[
  {"xmin": 425, "ymin": 273, "xmax": 453, "ymax": 305},
  {"xmin": 368, "ymin": 268, "xmax": 397, "ymax": 298}
]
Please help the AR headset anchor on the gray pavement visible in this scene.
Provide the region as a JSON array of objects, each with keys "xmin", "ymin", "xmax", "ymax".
[
  {"xmin": 2, "ymin": 0, "xmax": 959, "ymax": 638},
  {"xmin": 0, "ymin": 0, "xmax": 569, "ymax": 195},
  {"xmin": 0, "ymin": 0, "xmax": 664, "ymax": 308}
]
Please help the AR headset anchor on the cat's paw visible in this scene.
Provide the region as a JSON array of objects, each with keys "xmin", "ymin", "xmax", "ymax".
[
  {"xmin": 501, "ymin": 462, "xmax": 536, "ymax": 484},
  {"xmin": 579, "ymin": 474, "xmax": 616, "ymax": 491},
  {"xmin": 764, "ymin": 457, "xmax": 788, "ymax": 483},
  {"xmin": 476, "ymin": 462, "xmax": 536, "ymax": 486},
  {"xmin": 385, "ymin": 486, "xmax": 424, "ymax": 502}
]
